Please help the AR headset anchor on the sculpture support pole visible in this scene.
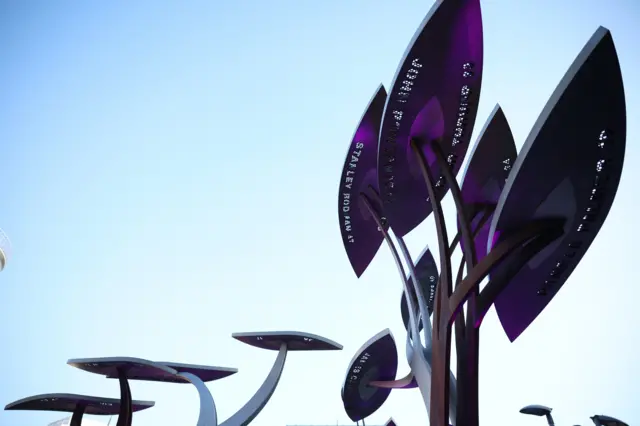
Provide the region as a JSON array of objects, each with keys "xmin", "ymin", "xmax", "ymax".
[
  {"xmin": 409, "ymin": 139, "xmax": 453, "ymax": 426},
  {"xmin": 220, "ymin": 343, "xmax": 288, "ymax": 426},
  {"xmin": 116, "ymin": 368, "xmax": 133, "ymax": 426},
  {"xmin": 69, "ymin": 404, "xmax": 86, "ymax": 426},
  {"xmin": 429, "ymin": 139, "xmax": 479, "ymax": 426},
  {"xmin": 178, "ymin": 371, "xmax": 218, "ymax": 426}
]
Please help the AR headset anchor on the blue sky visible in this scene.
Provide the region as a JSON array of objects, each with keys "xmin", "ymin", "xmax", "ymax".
[{"xmin": 1, "ymin": 1, "xmax": 639, "ymax": 426}]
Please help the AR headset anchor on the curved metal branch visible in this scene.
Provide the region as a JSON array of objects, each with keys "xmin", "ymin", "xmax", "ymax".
[
  {"xmin": 178, "ymin": 372, "xmax": 218, "ymax": 426},
  {"xmin": 359, "ymin": 192, "xmax": 421, "ymax": 344},
  {"xmin": 448, "ymin": 218, "xmax": 566, "ymax": 320},
  {"xmin": 365, "ymin": 187, "xmax": 433, "ymax": 348},
  {"xmin": 219, "ymin": 343, "xmax": 287, "ymax": 426}
]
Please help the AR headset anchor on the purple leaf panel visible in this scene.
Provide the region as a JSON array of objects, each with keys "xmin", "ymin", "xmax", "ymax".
[
  {"xmin": 341, "ymin": 329, "xmax": 398, "ymax": 422},
  {"xmin": 487, "ymin": 27, "xmax": 626, "ymax": 342},
  {"xmin": 400, "ymin": 246, "xmax": 439, "ymax": 332},
  {"xmin": 377, "ymin": 0, "xmax": 483, "ymax": 237},
  {"xmin": 457, "ymin": 105, "xmax": 517, "ymax": 262},
  {"xmin": 338, "ymin": 85, "xmax": 388, "ymax": 277}
]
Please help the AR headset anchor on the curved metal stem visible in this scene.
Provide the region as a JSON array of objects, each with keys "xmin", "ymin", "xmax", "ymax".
[
  {"xmin": 69, "ymin": 404, "xmax": 85, "ymax": 426},
  {"xmin": 220, "ymin": 343, "xmax": 288, "ymax": 426},
  {"xmin": 429, "ymin": 139, "xmax": 480, "ymax": 426},
  {"xmin": 409, "ymin": 139, "xmax": 453, "ymax": 426},
  {"xmin": 360, "ymin": 190, "xmax": 440, "ymax": 420},
  {"xmin": 359, "ymin": 192, "xmax": 421, "ymax": 345},
  {"xmin": 178, "ymin": 372, "xmax": 218, "ymax": 426},
  {"xmin": 365, "ymin": 187, "xmax": 433, "ymax": 348},
  {"xmin": 116, "ymin": 368, "xmax": 132, "ymax": 426}
]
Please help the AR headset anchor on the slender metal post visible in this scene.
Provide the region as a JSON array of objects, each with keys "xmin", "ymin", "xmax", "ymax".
[
  {"xmin": 69, "ymin": 404, "xmax": 86, "ymax": 426},
  {"xmin": 409, "ymin": 139, "xmax": 453, "ymax": 426},
  {"xmin": 116, "ymin": 367, "xmax": 133, "ymax": 426},
  {"xmin": 428, "ymin": 139, "xmax": 479, "ymax": 426}
]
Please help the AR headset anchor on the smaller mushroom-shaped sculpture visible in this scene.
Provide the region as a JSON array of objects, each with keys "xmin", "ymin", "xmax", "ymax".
[
  {"xmin": 67, "ymin": 357, "xmax": 177, "ymax": 426},
  {"xmin": 4, "ymin": 393, "xmax": 154, "ymax": 426},
  {"xmin": 590, "ymin": 415, "xmax": 629, "ymax": 426},
  {"xmin": 225, "ymin": 331, "xmax": 342, "ymax": 426},
  {"xmin": 519, "ymin": 405, "xmax": 555, "ymax": 426},
  {"xmin": 69, "ymin": 358, "xmax": 236, "ymax": 426}
]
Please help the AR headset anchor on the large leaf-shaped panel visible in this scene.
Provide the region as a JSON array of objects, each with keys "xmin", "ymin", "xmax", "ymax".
[
  {"xmin": 400, "ymin": 246, "xmax": 439, "ymax": 332},
  {"xmin": 457, "ymin": 105, "xmax": 517, "ymax": 262},
  {"xmin": 487, "ymin": 27, "xmax": 626, "ymax": 341},
  {"xmin": 341, "ymin": 329, "xmax": 398, "ymax": 422},
  {"xmin": 377, "ymin": 0, "xmax": 483, "ymax": 237},
  {"xmin": 338, "ymin": 85, "xmax": 388, "ymax": 277}
]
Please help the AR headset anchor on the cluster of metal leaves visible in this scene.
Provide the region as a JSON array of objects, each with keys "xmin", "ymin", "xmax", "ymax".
[{"xmin": 337, "ymin": 0, "xmax": 626, "ymax": 421}]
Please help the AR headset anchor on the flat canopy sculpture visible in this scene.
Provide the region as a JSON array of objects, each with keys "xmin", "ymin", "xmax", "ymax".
[
  {"xmin": 69, "ymin": 357, "xmax": 236, "ymax": 426},
  {"xmin": 68, "ymin": 357, "xmax": 177, "ymax": 426},
  {"xmin": 223, "ymin": 331, "xmax": 342, "ymax": 426},
  {"xmin": 4, "ymin": 393, "xmax": 153, "ymax": 426}
]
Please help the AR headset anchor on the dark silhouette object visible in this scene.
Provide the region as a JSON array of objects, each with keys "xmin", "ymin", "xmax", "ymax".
[
  {"xmin": 591, "ymin": 415, "xmax": 629, "ymax": 426},
  {"xmin": 520, "ymin": 405, "xmax": 555, "ymax": 426},
  {"xmin": 4, "ymin": 393, "xmax": 153, "ymax": 426}
]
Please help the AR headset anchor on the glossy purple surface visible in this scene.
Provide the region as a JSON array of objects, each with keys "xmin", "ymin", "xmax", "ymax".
[
  {"xmin": 67, "ymin": 357, "xmax": 178, "ymax": 382},
  {"xmin": 232, "ymin": 331, "xmax": 343, "ymax": 351},
  {"xmin": 488, "ymin": 27, "xmax": 626, "ymax": 341},
  {"xmin": 338, "ymin": 85, "xmax": 388, "ymax": 277},
  {"xmin": 400, "ymin": 246, "xmax": 439, "ymax": 332},
  {"xmin": 377, "ymin": 0, "xmax": 483, "ymax": 237},
  {"xmin": 341, "ymin": 329, "xmax": 398, "ymax": 422},
  {"xmin": 154, "ymin": 362, "xmax": 237, "ymax": 383},
  {"xmin": 4, "ymin": 393, "xmax": 153, "ymax": 414},
  {"xmin": 457, "ymin": 105, "xmax": 517, "ymax": 262}
]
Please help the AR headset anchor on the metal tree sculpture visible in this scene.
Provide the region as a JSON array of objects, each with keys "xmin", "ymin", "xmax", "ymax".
[{"xmin": 337, "ymin": 1, "xmax": 626, "ymax": 425}]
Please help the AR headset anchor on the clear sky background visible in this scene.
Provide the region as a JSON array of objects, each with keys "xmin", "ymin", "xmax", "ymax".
[{"xmin": 1, "ymin": 1, "xmax": 639, "ymax": 426}]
